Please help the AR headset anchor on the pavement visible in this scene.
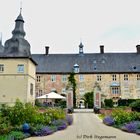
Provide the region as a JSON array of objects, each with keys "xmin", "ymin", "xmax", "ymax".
[{"xmin": 26, "ymin": 111, "xmax": 140, "ymax": 140}]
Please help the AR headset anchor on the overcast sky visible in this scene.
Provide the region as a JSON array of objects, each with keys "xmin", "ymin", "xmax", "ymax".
[{"xmin": 1, "ymin": 0, "xmax": 140, "ymax": 54}]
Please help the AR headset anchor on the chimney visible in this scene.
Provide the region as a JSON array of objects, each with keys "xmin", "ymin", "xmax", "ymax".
[
  {"xmin": 45, "ymin": 46, "xmax": 49, "ymax": 55},
  {"xmin": 100, "ymin": 45, "xmax": 104, "ymax": 54},
  {"xmin": 136, "ymin": 45, "xmax": 140, "ymax": 54}
]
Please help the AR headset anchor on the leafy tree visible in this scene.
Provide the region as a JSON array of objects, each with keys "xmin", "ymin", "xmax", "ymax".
[
  {"xmin": 83, "ymin": 92, "xmax": 94, "ymax": 108},
  {"xmin": 67, "ymin": 72, "xmax": 77, "ymax": 108}
]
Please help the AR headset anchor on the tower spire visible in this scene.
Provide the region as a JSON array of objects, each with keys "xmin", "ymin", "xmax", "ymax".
[
  {"xmin": 20, "ymin": 0, "xmax": 22, "ymax": 14},
  {"xmin": 12, "ymin": 1, "xmax": 25, "ymax": 38},
  {"xmin": 79, "ymin": 40, "xmax": 84, "ymax": 56}
]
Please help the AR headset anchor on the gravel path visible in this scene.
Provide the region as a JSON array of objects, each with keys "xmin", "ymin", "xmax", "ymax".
[{"xmin": 26, "ymin": 113, "xmax": 140, "ymax": 140}]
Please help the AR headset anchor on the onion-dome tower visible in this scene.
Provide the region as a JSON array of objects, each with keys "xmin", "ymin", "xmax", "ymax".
[{"xmin": 4, "ymin": 9, "xmax": 31, "ymax": 57}]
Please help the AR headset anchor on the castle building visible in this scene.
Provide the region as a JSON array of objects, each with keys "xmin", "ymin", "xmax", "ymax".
[
  {"xmin": 0, "ymin": 11, "xmax": 36, "ymax": 105},
  {"xmin": 33, "ymin": 44, "xmax": 140, "ymax": 107},
  {"xmin": 1, "ymin": 10, "xmax": 140, "ymax": 107}
]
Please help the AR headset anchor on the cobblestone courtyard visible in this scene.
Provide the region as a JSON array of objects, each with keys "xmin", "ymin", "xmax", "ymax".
[{"xmin": 26, "ymin": 111, "xmax": 140, "ymax": 140}]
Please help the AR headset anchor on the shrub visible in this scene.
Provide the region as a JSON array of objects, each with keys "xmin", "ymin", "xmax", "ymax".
[
  {"xmin": 35, "ymin": 99, "xmax": 42, "ymax": 107},
  {"xmin": 0, "ymin": 104, "xmax": 11, "ymax": 117},
  {"xmin": 0, "ymin": 135, "xmax": 11, "ymax": 140},
  {"xmin": 41, "ymin": 126, "xmax": 54, "ymax": 135},
  {"xmin": 130, "ymin": 100, "xmax": 140, "ymax": 112},
  {"xmin": 34, "ymin": 126, "xmax": 55, "ymax": 136},
  {"xmin": 111, "ymin": 109, "xmax": 140, "ymax": 125},
  {"xmin": 57, "ymin": 123, "xmax": 67, "ymax": 130},
  {"xmin": 23, "ymin": 103, "xmax": 39, "ymax": 124},
  {"xmin": 0, "ymin": 122, "xmax": 13, "ymax": 135},
  {"xmin": 130, "ymin": 111, "xmax": 140, "ymax": 121},
  {"xmin": 103, "ymin": 116, "xmax": 114, "ymax": 126},
  {"xmin": 98, "ymin": 114, "xmax": 105, "ymax": 120},
  {"xmin": 29, "ymin": 124, "xmax": 45, "ymax": 136},
  {"xmin": 51, "ymin": 119, "xmax": 67, "ymax": 130},
  {"xmin": 121, "ymin": 121, "xmax": 140, "ymax": 133},
  {"xmin": 49, "ymin": 125, "xmax": 57, "ymax": 132},
  {"xmin": 0, "ymin": 100, "xmax": 68, "ymax": 136},
  {"xmin": 45, "ymin": 108, "xmax": 66, "ymax": 121},
  {"xmin": 83, "ymin": 92, "xmax": 93, "ymax": 108},
  {"xmin": 66, "ymin": 115, "xmax": 73, "ymax": 125},
  {"xmin": 51, "ymin": 119, "xmax": 66, "ymax": 127},
  {"xmin": 1, "ymin": 100, "xmax": 52, "ymax": 126},
  {"xmin": 104, "ymin": 99, "xmax": 113, "ymax": 108},
  {"xmin": 0, "ymin": 116, "xmax": 13, "ymax": 135},
  {"xmin": 111, "ymin": 109, "xmax": 134, "ymax": 125},
  {"xmin": 7, "ymin": 99, "xmax": 25, "ymax": 125},
  {"xmin": 118, "ymin": 99, "xmax": 136, "ymax": 106},
  {"xmin": 9, "ymin": 131, "xmax": 25, "ymax": 140},
  {"xmin": 55, "ymin": 100, "xmax": 66, "ymax": 108}
]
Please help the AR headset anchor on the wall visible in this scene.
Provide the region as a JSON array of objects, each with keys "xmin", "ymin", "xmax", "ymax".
[
  {"xmin": 0, "ymin": 58, "xmax": 36, "ymax": 105},
  {"xmin": 35, "ymin": 73, "xmax": 140, "ymax": 106}
]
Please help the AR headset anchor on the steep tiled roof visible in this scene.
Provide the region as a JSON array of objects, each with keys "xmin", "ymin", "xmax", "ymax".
[{"xmin": 32, "ymin": 53, "xmax": 140, "ymax": 73}]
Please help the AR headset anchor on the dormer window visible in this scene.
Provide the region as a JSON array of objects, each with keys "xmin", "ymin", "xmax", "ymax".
[
  {"xmin": 132, "ymin": 66, "xmax": 137, "ymax": 71},
  {"xmin": 93, "ymin": 65, "xmax": 97, "ymax": 71},
  {"xmin": 73, "ymin": 64, "xmax": 79, "ymax": 73}
]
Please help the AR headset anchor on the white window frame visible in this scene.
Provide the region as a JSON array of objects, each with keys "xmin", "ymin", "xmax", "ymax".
[
  {"xmin": 124, "ymin": 74, "xmax": 128, "ymax": 81},
  {"xmin": 111, "ymin": 87, "xmax": 120, "ymax": 94},
  {"xmin": 97, "ymin": 75, "xmax": 101, "ymax": 81},
  {"xmin": 62, "ymin": 75, "xmax": 67, "ymax": 82},
  {"xmin": 37, "ymin": 75, "xmax": 41, "ymax": 82},
  {"xmin": 51, "ymin": 75, "xmax": 56, "ymax": 82},
  {"xmin": 17, "ymin": 64, "xmax": 24, "ymax": 73},
  {"xmin": 79, "ymin": 75, "xmax": 84, "ymax": 82},
  {"xmin": 112, "ymin": 74, "xmax": 117, "ymax": 81},
  {"xmin": 39, "ymin": 90, "xmax": 42, "ymax": 96}
]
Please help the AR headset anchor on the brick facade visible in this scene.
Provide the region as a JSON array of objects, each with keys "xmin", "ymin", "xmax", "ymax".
[{"xmin": 35, "ymin": 73, "xmax": 140, "ymax": 107}]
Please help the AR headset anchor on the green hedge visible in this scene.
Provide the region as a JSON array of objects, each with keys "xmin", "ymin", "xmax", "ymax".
[
  {"xmin": 118, "ymin": 99, "xmax": 140, "ymax": 106},
  {"xmin": 104, "ymin": 99, "xmax": 113, "ymax": 108},
  {"xmin": 130, "ymin": 100, "xmax": 140, "ymax": 112}
]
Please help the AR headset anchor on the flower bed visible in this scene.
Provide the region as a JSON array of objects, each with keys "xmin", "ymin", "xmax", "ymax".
[
  {"xmin": 99, "ymin": 107, "xmax": 131, "ymax": 116},
  {"xmin": 0, "ymin": 100, "xmax": 73, "ymax": 139},
  {"xmin": 102, "ymin": 108, "xmax": 140, "ymax": 136},
  {"xmin": 121, "ymin": 121, "xmax": 140, "ymax": 133},
  {"xmin": 103, "ymin": 116, "xmax": 114, "ymax": 126}
]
